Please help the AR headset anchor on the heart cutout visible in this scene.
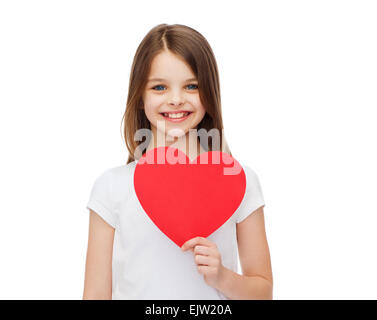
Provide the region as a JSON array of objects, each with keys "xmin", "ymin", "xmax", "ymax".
[{"xmin": 134, "ymin": 146, "xmax": 246, "ymax": 247}]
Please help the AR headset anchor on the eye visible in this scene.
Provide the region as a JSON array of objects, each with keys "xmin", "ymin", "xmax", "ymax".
[
  {"xmin": 151, "ymin": 84, "xmax": 199, "ymax": 91},
  {"xmin": 152, "ymin": 85, "xmax": 166, "ymax": 91},
  {"xmin": 186, "ymin": 84, "xmax": 198, "ymax": 90}
]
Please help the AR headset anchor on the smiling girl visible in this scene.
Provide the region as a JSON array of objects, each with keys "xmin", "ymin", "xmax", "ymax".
[{"xmin": 83, "ymin": 23, "xmax": 273, "ymax": 300}]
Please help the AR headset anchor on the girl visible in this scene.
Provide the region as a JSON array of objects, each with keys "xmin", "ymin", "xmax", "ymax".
[{"xmin": 83, "ymin": 24, "xmax": 273, "ymax": 300}]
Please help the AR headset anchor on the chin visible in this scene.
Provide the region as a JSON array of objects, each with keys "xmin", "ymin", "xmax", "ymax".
[{"xmin": 165, "ymin": 127, "xmax": 188, "ymax": 138}]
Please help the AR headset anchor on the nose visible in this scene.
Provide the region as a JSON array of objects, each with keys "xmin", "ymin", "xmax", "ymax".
[
  {"xmin": 168, "ymin": 89, "xmax": 184, "ymax": 107},
  {"xmin": 169, "ymin": 101, "xmax": 184, "ymax": 108}
]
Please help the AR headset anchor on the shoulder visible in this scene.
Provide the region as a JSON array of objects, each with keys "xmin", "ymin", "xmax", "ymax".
[
  {"xmin": 234, "ymin": 162, "xmax": 265, "ymax": 223},
  {"xmin": 95, "ymin": 161, "xmax": 136, "ymax": 180},
  {"xmin": 239, "ymin": 163, "xmax": 261, "ymax": 187},
  {"xmin": 104, "ymin": 161, "xmax": 137, "ymax": 181},
  {"xmin": 90, "ymin": 161, "xmax": 137, "ymax": 198}
]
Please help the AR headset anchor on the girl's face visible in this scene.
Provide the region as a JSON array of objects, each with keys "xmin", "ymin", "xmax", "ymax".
[{"xmin": 142, "ymin": 50, "xmax": 206, "ymax": 139}]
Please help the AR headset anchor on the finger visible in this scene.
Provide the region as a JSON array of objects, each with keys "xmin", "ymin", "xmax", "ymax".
[
  {"xmin": 194, "ymin": 254, "xmax": 215, "ymax": 266},
  {"xmin": 181, "ymin": 236, "xmax": 204, "ymax": 251},
  {"xmin": 194, "ymin": 245, "xmax": 212, "ymax": 256},
  {"xmin": 182, "ymin": 236, "xmax": 216, "ymax": 251},
  {"xmin": 181, "ymin": 236, "xmax": 203, "ymax": 251},
  {"xmin": 197, "ymin": 265, "xmax": 214, "ymax": 275}
]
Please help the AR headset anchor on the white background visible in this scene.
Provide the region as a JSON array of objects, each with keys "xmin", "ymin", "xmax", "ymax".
[{"xmin": 0, "ymin": 0, "xmax": 376, "ymax": 299}]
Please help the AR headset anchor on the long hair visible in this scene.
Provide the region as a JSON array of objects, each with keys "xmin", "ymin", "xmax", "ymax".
[{"xmin": 121, "ymin": 23, "xmax": 232, "ymax": 164}]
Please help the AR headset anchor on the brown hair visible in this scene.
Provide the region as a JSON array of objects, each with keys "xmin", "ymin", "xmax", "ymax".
[{"xmin": 121, "ymin": 23, "xmax": 232, "ymax": 164}]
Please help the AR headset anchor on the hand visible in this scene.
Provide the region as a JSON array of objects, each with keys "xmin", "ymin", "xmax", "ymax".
[{"xmin": 181, "ymin": 236, "xmax": 225, "ymax": 289}]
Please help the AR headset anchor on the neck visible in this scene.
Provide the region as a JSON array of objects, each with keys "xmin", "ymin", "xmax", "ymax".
[{"xmin": 146, "ymin": 127, "xmax": 206, "ymax": 162}]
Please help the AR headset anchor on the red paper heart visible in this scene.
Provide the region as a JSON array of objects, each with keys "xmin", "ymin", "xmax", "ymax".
[{"xmin": 134, "ymin": 146, "xmax": 246, "ymax": 247}]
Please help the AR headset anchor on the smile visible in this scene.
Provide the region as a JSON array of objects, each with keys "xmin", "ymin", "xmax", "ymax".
[{"xmin": 160, "ymin": 111, "xmax": 192, "ymax": 122}]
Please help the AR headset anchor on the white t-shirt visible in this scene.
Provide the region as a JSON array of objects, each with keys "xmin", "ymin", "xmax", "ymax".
[{"xmin": 86, "ymin": 159, "xmax": 265, "ymax": 300}]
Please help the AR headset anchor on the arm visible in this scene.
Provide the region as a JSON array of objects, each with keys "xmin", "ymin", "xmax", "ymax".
[
  {"xmin": 216, "ymin": 206, "xmax": 273, "ymax": 300},
  {"xmin": 82, "ymin": 209, "xmax": 115, "ymax": 300}
]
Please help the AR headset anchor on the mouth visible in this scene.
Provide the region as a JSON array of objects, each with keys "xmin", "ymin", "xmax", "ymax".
[{"xmin": 159, "ymin": 111, "xmax": 193, "ymax": 122}]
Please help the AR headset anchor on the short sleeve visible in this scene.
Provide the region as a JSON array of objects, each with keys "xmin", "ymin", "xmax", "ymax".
[
  {"xmin": 86, "ymin": 169, "xmax": 119, "ymax": 229},
  {"xmin": 235, "ymin": 165, "xmax": 265, "ymax": 224}
]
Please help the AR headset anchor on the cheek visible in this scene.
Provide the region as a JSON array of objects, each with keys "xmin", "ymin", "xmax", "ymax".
[
  {"xmin": 195, "ymin": 102, "xmax": 206, "ymax": 119},
  {"xmin": 187, "ymin": 95, "xmax": 204, "ymax": 113},
  {"xmin": 198, "ymin": 105, "xmax": 206, "ymax": 117},
  {"xmin": 143, "ymin": 107, "xmax": 154, "ymax": 122},
  {"xmin": 143, "ymin": 95, "xmax": 163, "ymax": 115}
]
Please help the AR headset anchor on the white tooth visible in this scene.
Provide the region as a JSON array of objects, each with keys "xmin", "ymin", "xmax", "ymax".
[{"xmin": 168, "ymin": 112, "xmax": 188, "ymax": 118}]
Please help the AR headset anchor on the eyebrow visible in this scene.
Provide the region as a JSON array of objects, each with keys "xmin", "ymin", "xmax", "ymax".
[{"xmin": 147, "ymin": 77, "xmax": 198, "ymax": 83}]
